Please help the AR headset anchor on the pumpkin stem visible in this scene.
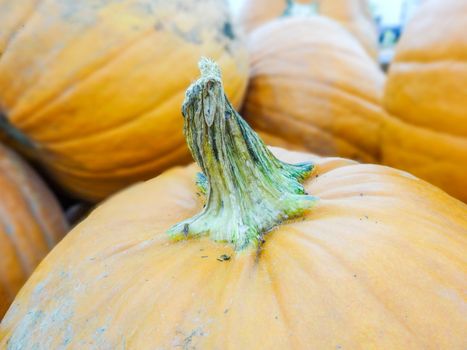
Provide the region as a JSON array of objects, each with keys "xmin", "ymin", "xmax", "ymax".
[
  {"xmin": 283, "ymin": 0, "xmax": 319, "ymax": 17},
  {"xmin": 167, "ymin": 58, "xmax": 316, "ymax": 250},
  {"xmin": 0, "ymin": 111, "xmax": 36, "ymax": 149}
]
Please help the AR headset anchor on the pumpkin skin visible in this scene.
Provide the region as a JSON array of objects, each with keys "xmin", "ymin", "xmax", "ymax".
[
  {"xmin": 0, "ymin": 143, "xmax": 68, "ymax": 319},
  {"xmin": 237, "ymin": 0, "xmax": 378, "ymax": 58},
  {"xmin": 0, "ymin": 0, "xmax": 248, "ymax": 201},
  {"xmin": 1, "ymin": 147, "xmax": 466, "ymax": 349},
  {"xmin": 382, "ymin": 0, "xmax": 467, "ymax": 202},
  {"xmin": 236, "ymin": 0, "xmax": 297, "ymax": 33},
  {"xmin": 243, "ymin": 17, "xmax": 388, "ymax": 162},
  {"xmin": 318, "ymin": 0, "xmax": 378, "ymax": 59}
]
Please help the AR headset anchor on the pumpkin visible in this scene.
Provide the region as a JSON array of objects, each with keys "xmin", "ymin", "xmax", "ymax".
[
  {"xmin": 0, "ymin": 0, "xmax": 248, "ymax": 201},
  {"xmin": 318, "ymin": 0, "xmax": 378, "ymax": 59},
  {"xmin": 382, "ymin": 0, "xmax": 467, "ymax": 202},
  {"xmin": 0, "ymin": 143, "xmax": 68, "ymax": 319},
  {"xmin": 243, "ymin": 16, "xmax": 388, "ymax": 163},
  {"xmin": 1, "ymin": 60, "xmax": 466, "ymax": 349},
  {"xmin": 237, "ymin": 0, "xmax": 378, "ymax": 59}
]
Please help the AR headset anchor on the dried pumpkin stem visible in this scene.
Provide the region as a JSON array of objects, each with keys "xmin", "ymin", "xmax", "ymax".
[
  {"xmin": 283, "ymin": 0, "xmax": 318, "ymax": 17},
  {"xmin": 167, "ymin": 58, "xmax": 316, "ymax": 250}
]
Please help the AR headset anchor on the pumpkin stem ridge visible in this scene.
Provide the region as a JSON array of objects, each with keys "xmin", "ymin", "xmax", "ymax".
[{"xmin": 167, "ymin": 58, "xmax": 316, "ymax": 250}]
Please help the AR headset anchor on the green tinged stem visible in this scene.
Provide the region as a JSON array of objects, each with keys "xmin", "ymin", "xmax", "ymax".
[{"xmin": 167, "ymin": 58, "xmax": 316, "ymax": 250}]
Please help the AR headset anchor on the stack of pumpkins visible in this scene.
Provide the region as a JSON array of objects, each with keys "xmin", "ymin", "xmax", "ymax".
[{"xmin": 0, "ymin": 0, "xmax": 465, "ymax": 348}]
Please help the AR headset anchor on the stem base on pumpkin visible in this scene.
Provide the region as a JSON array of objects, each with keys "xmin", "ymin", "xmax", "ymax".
[{"xmin": 168, "ymin": 169, "xmax": 316, "ymax": 249}]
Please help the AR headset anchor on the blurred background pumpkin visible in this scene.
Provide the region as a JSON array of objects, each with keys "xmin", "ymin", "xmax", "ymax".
[
  {"xmin": 0, "ymin": 143, "xmax": 68, "ymax": 319},
  {"xmin": 0, "ymin": 0, "xmax": 248, "ymax": 202},
  {"xmin": 381, "ymin": 0, "xmax": 467, "ymax": 202},
  {"xmin": 242, "ymin": 15, "xmax": 388, "ymax": 163}
]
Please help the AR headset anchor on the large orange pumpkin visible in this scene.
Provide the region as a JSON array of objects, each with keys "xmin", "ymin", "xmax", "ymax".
[
  {"xmin": 237, "ymin": 0, "xmax": 378, "ymax": 59},
  {"xmin": 243, "ymin": 16, "xmax": 388, "ymax": 163},
  {"xmin": 382, "ymin": 0, "xmax": 467, "ymax": 202},
  {"xmin": 0, "ymin": 0, "xmax": 248, "ymax": 201},
  {"xmin": 0, "ymin": 143, "xmax": 68, "ymax": 319},
  {"xmin": 1, "ymin": 60, "xmax": 465, "ymax": 349}
]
